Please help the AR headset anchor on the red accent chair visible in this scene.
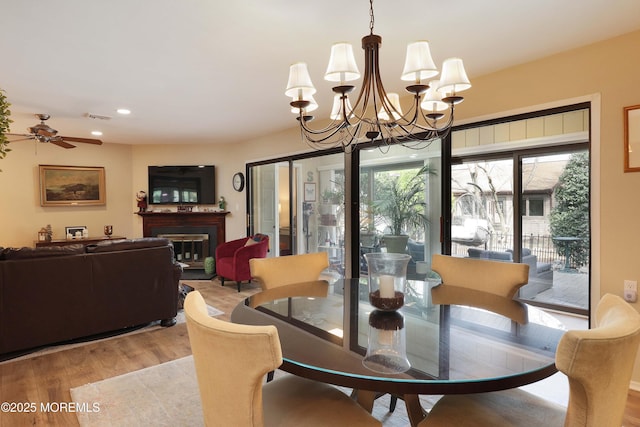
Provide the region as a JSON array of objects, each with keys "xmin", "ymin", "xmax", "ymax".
[{"xmin": 215, "ymin": 234, "xmax": 269, "ymax": 292}]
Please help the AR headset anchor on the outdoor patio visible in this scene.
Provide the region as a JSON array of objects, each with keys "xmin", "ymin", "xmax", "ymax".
[{"xmin": 527, "ymin": 270, "xmax": 589, "ymax": 311}]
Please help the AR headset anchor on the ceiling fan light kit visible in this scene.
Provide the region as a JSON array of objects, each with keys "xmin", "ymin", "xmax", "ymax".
[{"xmin": 286, "ymin": 0, "xmax": 471, "ymax": 152}]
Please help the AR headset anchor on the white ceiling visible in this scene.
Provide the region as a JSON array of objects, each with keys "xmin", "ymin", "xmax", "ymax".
[{"xmin": 2, "ymin": 0, "xmax": 640, "ymax": 146}]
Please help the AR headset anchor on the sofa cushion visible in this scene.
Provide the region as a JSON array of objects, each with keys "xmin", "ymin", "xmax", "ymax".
[
  {"xmin": 86, "ymin": 237, "xmax": 170, "ymax": 253},
  {"xmin": 506, "ymin": 248, "xmax": 532, "ymax": 256},
  {"xmin": 1, "ymin": 245, "xmax": 85, "ymax": 260},
  {"xmin": 467, "ymin": 248, "xmax": 513, "ymax": 261}
]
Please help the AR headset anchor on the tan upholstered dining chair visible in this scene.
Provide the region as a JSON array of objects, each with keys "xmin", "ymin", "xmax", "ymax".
[
  {"xmin": 249, "ymin": 252, "xmax": 330, "ymax": 290},
  {"xmin": 420, "ymin": 293, "xmax": 640, "ymax": 427},
  {"xmin": 430, "ymin": 253, "xmax": 530, "ymax": 324},
  {"xmin": 184, "ymin": 290, "xmax": 381, "ymax": 427},
  {"xmin": 248, "ymin": 252, "xmax": 330, "ymax": 308}
]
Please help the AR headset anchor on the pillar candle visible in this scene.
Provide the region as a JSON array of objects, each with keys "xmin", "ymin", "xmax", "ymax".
[{"xmin": 379, "ymin": 275, "xmax": 395, "ymax": 298}]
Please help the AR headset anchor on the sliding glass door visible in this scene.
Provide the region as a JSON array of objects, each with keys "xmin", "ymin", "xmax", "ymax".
[
  {"xmin": 450, "ymin": 105, "xmax": 591, "ymax": 315},
  {"xmin": 356, "ymin": 142, "xmax": 442, "ymax": 280},
  {"xmin": 518, "ymin": 150, "xmax": 590, "ymax": 312},
  {"xmin": 247, "ymin": 104, "xmax": 590, "ymax": 316},
  {"xmin": 248, "ymin": 149, "xmax": 345, "ymax": 276}
]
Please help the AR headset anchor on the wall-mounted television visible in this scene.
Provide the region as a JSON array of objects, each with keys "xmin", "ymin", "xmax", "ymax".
[{"xmin": 148, "ymin": 165, "xmax": 216, "ymax": 205}]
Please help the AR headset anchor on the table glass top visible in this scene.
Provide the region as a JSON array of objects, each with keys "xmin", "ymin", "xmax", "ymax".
[{"xmin": 232, "ymin": 278, "xmax": 566, "ymax": 392}]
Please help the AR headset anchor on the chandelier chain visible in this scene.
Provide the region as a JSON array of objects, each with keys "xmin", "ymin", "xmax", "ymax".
[{"xmin": 369, "ymin": 0, "xmax": 375, "ymax": 35}]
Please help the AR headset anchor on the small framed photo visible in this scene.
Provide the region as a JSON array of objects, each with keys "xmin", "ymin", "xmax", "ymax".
[
  {"xmin": 304, "ymin": 182, "xmax": 316, "ymax": 202},
  {"xmin": 65, "ymin": 226, "xmax": 87, "ymax": 239}
]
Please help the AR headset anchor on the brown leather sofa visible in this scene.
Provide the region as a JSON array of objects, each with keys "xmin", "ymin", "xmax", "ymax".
[{"xmin": 0, "ymin": 237, "xmax": 181, "ymax": 356}]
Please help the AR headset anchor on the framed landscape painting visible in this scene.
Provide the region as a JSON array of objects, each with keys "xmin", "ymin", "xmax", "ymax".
[{"xmin": 39, "ymin": 165, "xmax": 106, "ymax": 206}]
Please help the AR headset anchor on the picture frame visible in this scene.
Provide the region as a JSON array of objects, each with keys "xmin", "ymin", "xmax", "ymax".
[
  {"xmin": 39, "ymin": 165, "xmax": 106, "ymax": 206},
  {"xmin": 624, "ymin": 105, "xmax": 640, "ymax": 172},
  {"xmin": 304, "ymin": 182, "xmax": 316, "ymax": 202},
  {"xmin": 65, "ymin": 226, "xmax": 87, "ymax": 238}
]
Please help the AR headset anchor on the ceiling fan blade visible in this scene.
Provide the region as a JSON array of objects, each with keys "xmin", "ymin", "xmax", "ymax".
[
  {"xmin": 50, "ymin": 139, "xmax": 76, "ymax": 149},
  {"xmin": 59, "ymin": 136, "xmax": 103, "ymax": 145},
  {"xmin": 7, "ymin": 137, "xmax": 35, "ymax": 143}
]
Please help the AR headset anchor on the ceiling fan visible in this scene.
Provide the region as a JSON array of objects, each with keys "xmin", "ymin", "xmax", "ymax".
[{"xmin": 8, "ymin": 114, "xmax": 103, "ymax": 149}]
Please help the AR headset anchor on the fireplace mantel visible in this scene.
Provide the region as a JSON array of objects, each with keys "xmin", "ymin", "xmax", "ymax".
[{"xmin": 138, "ymin": 211, "xmax": 229, "ymax": 252}]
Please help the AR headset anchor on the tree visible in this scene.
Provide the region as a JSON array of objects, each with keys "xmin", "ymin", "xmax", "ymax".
[{"xmin": 549, "ymin": 152, "xmax": 590, "ymax": 267}]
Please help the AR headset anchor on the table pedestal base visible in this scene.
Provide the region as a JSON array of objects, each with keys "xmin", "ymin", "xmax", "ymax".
[{"xmin": 354, "ymin": 390, "xmax": 426, "ymax": 427}]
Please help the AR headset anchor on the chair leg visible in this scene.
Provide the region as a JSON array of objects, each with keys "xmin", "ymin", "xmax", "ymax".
[
  {"xmin": 237, "ymin": 281, "xmax": 242, "ymax": 292},
  {"xmin": 220, "ymin": 277, "xmax": 225, "ymax": 286}
]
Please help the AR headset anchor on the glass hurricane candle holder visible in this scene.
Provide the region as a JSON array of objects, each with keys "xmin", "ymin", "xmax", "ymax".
[
  {"xmin": 363, "ymin": 310, "xmax": 410, "ymax": 374},
  {"xmin": 364, "ymin": 252, "xmax": 410, "ymax": 311}
]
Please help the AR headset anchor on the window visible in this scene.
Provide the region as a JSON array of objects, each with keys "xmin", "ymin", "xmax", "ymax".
[{"xmin": 527, "ymin": 198, "xmax": 544, "ymax": 216}]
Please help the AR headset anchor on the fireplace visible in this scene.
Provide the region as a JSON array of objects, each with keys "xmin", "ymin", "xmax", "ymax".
[
  {"xmin": 138, "ymin": 211, "xmax": 228, "ymax": 270},
  {"xmin": 157, "ymin": 233, "xmax": 209, "ymax": 268}
]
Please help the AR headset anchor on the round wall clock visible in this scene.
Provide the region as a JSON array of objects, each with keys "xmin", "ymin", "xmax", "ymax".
[{"xmin": 232, "ymin": 172, "xmax": 245, "ymax": 192}]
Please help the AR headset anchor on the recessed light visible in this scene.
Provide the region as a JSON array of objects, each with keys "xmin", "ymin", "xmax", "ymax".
[
  {"xmin": 91, "ymin": 131, "xmax": 103, "ymax": 136},
  {"xmin": 116, "ymin": 108, "xmax": 131, "ymax": 115}
]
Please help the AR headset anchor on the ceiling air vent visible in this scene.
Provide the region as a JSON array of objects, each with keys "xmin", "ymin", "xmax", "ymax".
[{"xmin": 85, "ymin": 113, "xmax": 112, "ymax": 120}]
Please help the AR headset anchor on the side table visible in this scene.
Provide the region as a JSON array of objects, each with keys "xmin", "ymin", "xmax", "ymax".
[{"xmin": 34, "ymin": 236, "xmax": 126, "ymax": 248}]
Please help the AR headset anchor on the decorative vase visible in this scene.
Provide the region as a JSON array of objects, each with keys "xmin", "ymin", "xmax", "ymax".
[
  {"xmin": 364, "ymin": 252, "xmax": 411, "ymax": 311},
  {"xmin": 204, "ymin": 256, "xmax": 215, "ymax": 275}
]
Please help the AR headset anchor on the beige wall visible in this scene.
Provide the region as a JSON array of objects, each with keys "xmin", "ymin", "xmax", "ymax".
[
  {"xmin": 0, "ymin": 142, "xmax": 133, "ymax": 245},
  {"xmin": 2, "ymin": 29, "xmax": 640, "ymax": 382}
]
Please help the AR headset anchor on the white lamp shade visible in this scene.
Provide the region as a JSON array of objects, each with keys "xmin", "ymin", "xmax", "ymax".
[
  {"xmin": 325, "ymin": 43, "xmax": 361, "ymax": 82},
  {"xmin": 420, "ymin": 80, "xmax": 449, "ymax": 112},
  {"xmin": 401, "ymin": 41, "xmax": 438, "ymax": 82},
  {"xmin": 330, "ymin": 94, "xmax": 353, "ymax": 120},
  {"xmin": 378, "ymin": 93, "xmax": 403, "ymax": 120},
  {"xmin": 291, "ymin": 95, "xmax": 318, "ymax": 114},
  {"xmin": 438, "ymin": 57, "xmax": 471, "ymax": 94},
  {"xmin": 285, "ymin": 62, "xmax": 317, "ymax": 99}
]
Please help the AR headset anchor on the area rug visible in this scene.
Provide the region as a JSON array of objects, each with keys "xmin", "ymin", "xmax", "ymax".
[
  {"xmin": 0, "ymin": 305, "xmax": 223, "ymax": 364},
  {"xmin": 70, "ymin": 354, "xmax": 566, "ymax": 427},
  {"xmin": 71, "ymin": 356, "xmax": 204, "ymax": 427},
  {"xmin": 70, "ymin": 355, "xmax": 440, "ymax": 427}
]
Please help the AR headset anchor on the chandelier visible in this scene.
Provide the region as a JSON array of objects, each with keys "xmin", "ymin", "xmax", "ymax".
[{"xmin": 285, "ymin": 0, "xmax": 471, "ymax": 152}]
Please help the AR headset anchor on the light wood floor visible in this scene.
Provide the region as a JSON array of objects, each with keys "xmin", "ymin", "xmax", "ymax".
[{"xmin": 1, "ymin": 278, "xmax": 639, "ymax": 426}]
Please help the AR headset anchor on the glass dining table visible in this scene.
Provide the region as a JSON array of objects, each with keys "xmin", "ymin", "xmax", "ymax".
[{"xmin": 231, "ymin": 278, "xmax": 566, "ymax": 426}]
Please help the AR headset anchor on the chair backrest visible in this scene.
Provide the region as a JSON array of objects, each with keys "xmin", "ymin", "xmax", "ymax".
[
  {"xmin": 431, "ymin": 253, "xmax": 529, "ymax": 298},
  {"xmin": 184, "ymin": 291, "xmax": 282, "ymax": 426},
  {"xmin": 430, "ymin": 254, "xmax": 530, "ymax": 323},
  {"xmin": 556, "ymin": 293, "xmax": 640, "ymax": 427},
  {"xmin": 249, "ymin": 252, "xmax": 329, "ymax": 290}
]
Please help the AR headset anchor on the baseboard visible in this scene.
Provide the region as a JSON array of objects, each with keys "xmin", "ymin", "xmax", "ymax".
[{"xmin": 630, "ymin": 381, "xmax": 640, "ymax": 392}]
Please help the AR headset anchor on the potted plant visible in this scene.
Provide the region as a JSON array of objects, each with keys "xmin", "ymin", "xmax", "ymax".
[
  {"xmin": 372, "ymin": 165, "xmax": 434, "ymax": 253},
  {"xmin": 0, "ymin": 89, "xmax": 12, "ymax": 171}
]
